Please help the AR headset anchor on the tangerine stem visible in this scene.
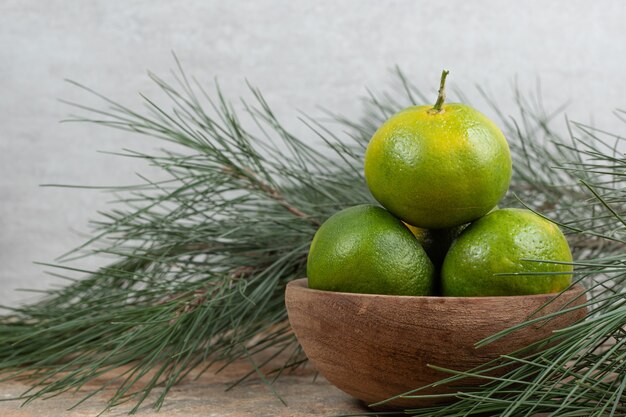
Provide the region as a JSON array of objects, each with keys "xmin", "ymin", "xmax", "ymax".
[{"xmin": 432, "ymin": 70, "xmax": 449, "ymax": 113}]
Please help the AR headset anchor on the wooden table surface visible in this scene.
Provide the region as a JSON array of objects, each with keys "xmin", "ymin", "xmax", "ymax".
[{"xmin": 0, "ymin": 357, "xmax": 368, "ymax": 417}]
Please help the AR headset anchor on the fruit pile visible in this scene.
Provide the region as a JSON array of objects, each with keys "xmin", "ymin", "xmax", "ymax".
[{"xmin": 307, "ymin": 71, "xmax": 573, "ymax": 297}]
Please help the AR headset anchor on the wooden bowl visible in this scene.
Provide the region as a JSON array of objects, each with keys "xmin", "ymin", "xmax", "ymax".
[{"xmin": 285, "ymin": 278, "xmax": 587, "ymax": 409}]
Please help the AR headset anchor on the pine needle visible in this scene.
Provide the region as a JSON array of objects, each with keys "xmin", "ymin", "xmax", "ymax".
[{"xmin": 0, "ymin": 59, "xmax": 624, "ymax": 415}]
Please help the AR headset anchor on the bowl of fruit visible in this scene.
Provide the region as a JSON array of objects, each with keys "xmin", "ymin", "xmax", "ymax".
[{"xmin": 284, "ymin": 71, "xmax": 587, "ymax": 409}]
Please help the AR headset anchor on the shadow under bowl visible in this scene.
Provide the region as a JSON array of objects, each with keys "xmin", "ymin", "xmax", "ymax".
[{"xmin": 285, "ymin": 278, "xmax": 587, "ymax": 409}]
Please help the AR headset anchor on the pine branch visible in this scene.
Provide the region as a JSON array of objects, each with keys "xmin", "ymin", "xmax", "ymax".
[
  {"xmin": 0, "ymin": 58, "xmax": 372, "ymax": 413},
  {"xmin": 0, "ymin": 58, "xmax": 623, "ymax": 416}
]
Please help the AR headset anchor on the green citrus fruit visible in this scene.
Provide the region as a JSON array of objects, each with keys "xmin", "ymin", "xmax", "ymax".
[
  {"xmin": 404, "ymin": 207, "xmax": 499, "ymax": 270},
  {"xmin": 441, "ymin": 208, "xmax": 573, "ymax": 296},
  {"xmin": 364, "ymin": 71, "xmax": 511, "ymax": 229},
  {"xmin": 404, "ymin": 223, "xmax": 467, "ymax": 268},
  {"xmin": 307, "ymin": 204, "xmax": 435, "ymax": 295}
]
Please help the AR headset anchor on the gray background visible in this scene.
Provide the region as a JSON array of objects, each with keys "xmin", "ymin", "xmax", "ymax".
[{"xmin": 1, "ymin": 0, "xmax": 625, "ymax": 307}]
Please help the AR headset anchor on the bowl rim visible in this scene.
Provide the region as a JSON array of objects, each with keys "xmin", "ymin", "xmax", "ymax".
[{"xmin": 287, "ymin": 278, "xmax": 586, "ymax": 302}]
